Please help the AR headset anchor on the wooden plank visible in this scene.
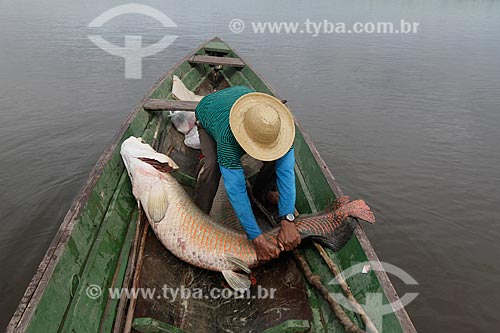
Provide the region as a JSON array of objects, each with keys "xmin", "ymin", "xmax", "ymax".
[
  {"xmin": 143, "ymin": 99, "xmax": 198, "ymax": 111},
  {"xmin": 99, "ymin": 208, "xmax": 139, "ymax": 332},
  {"xmin": 188, "ymin": 55, "xmax": 245, "ymax": 67}
]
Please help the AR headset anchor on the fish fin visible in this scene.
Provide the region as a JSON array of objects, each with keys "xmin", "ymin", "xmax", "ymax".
[
  {"xmin": 332, "ymin": 196, "xmax": 351, "ymax": 211},
  {"xmin": 221, "ymin": 271, "xmax": 251, "ymax": 291},
  {"xmin": 311, "ymin": 236, "xmax": 343, "ymax": 252},
  {"xmin": 226, "ymin": 256, "xmax": 251, "ymax": 274},
  {"xmin": 341, "ymin": 200, "xmax": 376, "ymax": 224},
  {"xmin": 308, "ymin": 218, "xmax": 358, "ymax": 252},
  {"xmin": 147, "ymin": 182, "xmax": 168, "ymax": 223}
]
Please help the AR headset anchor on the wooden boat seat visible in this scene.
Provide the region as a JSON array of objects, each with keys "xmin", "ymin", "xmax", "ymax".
[
  {"xmin": 143, "ymin": 98, "xmax": 286, "ymax": 111},
  {"xmin": 143, "ymin": 99, "xmax": 198, "ymax": 111},
  {"xmin": 188, "ymin": 55, "xmax": 245, "ymax": 67}
]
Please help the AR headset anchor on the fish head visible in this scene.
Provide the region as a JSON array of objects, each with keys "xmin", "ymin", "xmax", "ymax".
[
  {"xmin": 121, "ymin": 136, "xmax": 180, "ymax": 223},
  {"xmin": 121, "ymin": 136, "xmax": 180, "ymax": 173}
]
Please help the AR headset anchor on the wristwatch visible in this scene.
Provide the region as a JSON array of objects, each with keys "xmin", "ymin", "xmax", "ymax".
[{"xmin": 279, "ymin": 213, "xmax": 295, "ymax": 223}]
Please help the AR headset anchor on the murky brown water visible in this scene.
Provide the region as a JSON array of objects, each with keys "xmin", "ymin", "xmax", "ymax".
[{"xmin": 1, "ymin": 0, "xmax": 499, "ymax": 331}]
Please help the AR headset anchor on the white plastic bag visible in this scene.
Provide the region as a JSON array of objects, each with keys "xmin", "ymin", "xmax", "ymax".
[
  {"xmin": 169, "ymin": 111, "xmax": 196, "ymax": 134},
  {"xmin": 184, "ymin": 126, "xmax": 201, "ymax": 149}
]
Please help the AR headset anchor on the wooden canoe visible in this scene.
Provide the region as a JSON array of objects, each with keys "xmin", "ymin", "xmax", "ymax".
[{"xmin": 7, "ymin": 38, "xmax": 416, "ymax": 333}]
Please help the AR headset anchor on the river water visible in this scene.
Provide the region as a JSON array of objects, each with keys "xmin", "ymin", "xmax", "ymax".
[{"xmin": 1, "ymin": 0, "xmax": 499, "ymax": 331}]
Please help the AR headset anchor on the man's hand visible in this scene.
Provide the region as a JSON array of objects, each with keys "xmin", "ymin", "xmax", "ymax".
[
  {"xmin": 277, "ymin": 220, "xmax": 301, "ymax": 251},
  {"xmin": 253, "ymin": 234, "xmax": 281, "ymax": 262}
]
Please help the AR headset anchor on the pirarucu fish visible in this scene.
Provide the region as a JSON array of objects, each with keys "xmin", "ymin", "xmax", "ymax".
[{"xmin": 120, "ymin": 136, "xmax": 375, "ymax": 289}]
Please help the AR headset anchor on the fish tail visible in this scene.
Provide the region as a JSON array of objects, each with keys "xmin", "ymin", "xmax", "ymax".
[{"xmin": 296, "ymin": 199, "xmax": 375, "ymax": 251}]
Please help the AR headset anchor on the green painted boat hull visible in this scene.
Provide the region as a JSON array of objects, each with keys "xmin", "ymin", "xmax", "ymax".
[{"xmin": 7, "ymin": 38, "xmax": 416, "ymax": 333}]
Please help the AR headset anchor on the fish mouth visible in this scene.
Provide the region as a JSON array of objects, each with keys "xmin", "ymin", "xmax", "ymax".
[{"xmin": 139, "ymin": 157, "xmax": 176, "ymax": 173}]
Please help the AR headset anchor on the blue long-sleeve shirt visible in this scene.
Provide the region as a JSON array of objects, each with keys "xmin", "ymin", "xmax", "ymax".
[{"xmin": 220, "ymin": 148, "xmax": 296, "ymax": 240}]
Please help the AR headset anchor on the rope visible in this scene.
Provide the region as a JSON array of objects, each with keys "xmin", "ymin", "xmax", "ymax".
[{"xmin": 293, "ymin": 250, "xmax": 367, "ymax": 333}]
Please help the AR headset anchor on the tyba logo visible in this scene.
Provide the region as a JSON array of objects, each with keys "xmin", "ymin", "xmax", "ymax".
[{"xmin": 88, "ymin": 4, "xmax": 177, "ymax": 79}]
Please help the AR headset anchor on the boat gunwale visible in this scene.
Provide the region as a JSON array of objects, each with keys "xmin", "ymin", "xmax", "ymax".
[{"xmin": 7, "ymin": 37, "xmax": 416, "ymax": 333}]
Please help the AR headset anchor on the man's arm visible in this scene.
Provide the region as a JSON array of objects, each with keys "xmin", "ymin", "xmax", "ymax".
[
  {"xmin": 275, "ymin": 148, "xmax": 301, "ymax": 251},
  {"xmin": 220, "ymin": 166, "xmax": 280, "ymax": 261},
  {"xmin": 219, "ymin": 166, "xmax": 261, "ymax": 239},
  {"xmin": 276, "ymin": 148, "xmax": 296, "ymax": 216}
]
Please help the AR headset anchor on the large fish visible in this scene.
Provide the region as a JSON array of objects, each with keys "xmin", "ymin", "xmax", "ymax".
[{"xmin": 120, "ymin": 136, "xmax": 375, "ymax": 289}]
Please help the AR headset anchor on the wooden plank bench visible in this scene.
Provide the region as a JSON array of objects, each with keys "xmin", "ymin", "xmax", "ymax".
[
  {"xmin": 143, "ymin": 99, "xmax": 199, "ymax": 111},
  {"xmin": 144, "ymin": 98, "xmax": 287, "ymax": 111},
  {"xmin": 188, "ymin": 55, "xmax": 245, "ymax": 67}
]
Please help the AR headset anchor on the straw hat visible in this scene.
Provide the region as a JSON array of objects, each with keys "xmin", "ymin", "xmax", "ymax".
[{"xmin": 229, "ymin": 92, "xmax": 295, "ymax": 161}]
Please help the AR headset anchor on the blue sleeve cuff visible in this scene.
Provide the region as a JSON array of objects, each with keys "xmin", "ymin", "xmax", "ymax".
[
  {"xmin": 220, "ymin": 166, "xmax": 262, "ymax": 240},
  {"xmin": 276, "ymin": 148, "xmax": 296, "ymax": 217}
]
